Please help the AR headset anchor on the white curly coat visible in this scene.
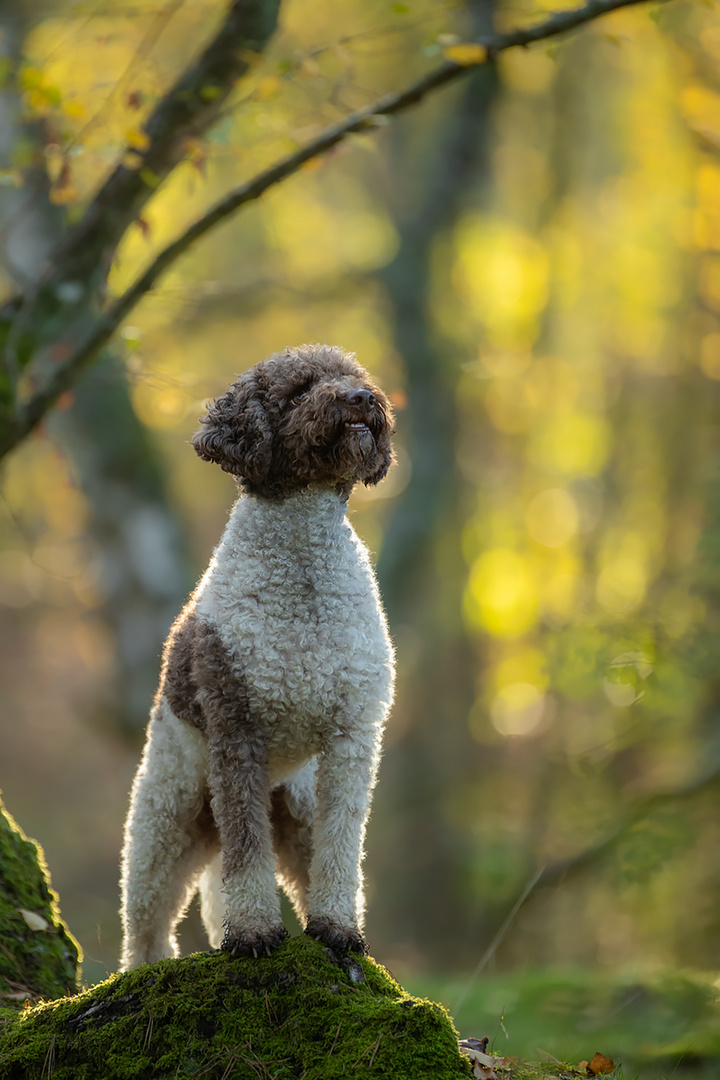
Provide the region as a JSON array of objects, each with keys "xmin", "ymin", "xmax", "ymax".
[{"xmin": 120, "ymin": 347, "xmax": 395, "ymax": 970}]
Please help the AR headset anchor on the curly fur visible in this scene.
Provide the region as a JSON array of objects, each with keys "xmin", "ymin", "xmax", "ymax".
[{"xmin": 120, "ymin": 344, "xmax": 396, "ymax": 968}]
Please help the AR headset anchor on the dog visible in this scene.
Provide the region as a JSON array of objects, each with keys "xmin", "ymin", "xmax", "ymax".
[{"xmin": 119, "ymin": 343, "xmax": 396, "ymax": 968}]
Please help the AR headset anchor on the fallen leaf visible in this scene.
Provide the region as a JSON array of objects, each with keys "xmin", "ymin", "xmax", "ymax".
[
  {"xmin": 18, "ymin": 908, "xmax": 49, "ymax": 931},
  {"xmin": 472, "ymin": 1064, "xmax": 500, "ymax": 1080},
  {"xmin": 587, "ymin": 1052, "xmax": 615, "ymax": 1076}
]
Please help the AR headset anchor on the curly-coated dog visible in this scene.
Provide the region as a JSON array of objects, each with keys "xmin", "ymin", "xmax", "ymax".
[{"xmin": 119, "ymin": 343, "xmax": 396, "ymax": 968}]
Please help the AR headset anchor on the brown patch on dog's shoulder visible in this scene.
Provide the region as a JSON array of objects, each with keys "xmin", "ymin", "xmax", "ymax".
[
  {"xmin": 157, "ymin": 606, "xmax": 205, "ymax": 729},
  {"xmin": 189, "ymin": 621, "xmax": 272, "ymax": 879}
]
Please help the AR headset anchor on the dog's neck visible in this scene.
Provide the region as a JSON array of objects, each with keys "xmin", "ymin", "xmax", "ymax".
[{"xmin": 228, "ymin": 485, "xmax": 351, "ymax": 551}]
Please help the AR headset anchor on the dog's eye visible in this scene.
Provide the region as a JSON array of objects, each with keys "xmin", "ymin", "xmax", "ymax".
[{"xmin": 290, "ymin": 393, "xmax": 306, "ymax": 407}]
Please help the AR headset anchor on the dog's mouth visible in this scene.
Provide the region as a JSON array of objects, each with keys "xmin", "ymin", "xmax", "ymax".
[{"xmin": 345, "ymin": 421, "xmax": 371, "ymax": 435}]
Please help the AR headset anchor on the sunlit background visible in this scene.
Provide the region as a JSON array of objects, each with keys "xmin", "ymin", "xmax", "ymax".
[{"xmin": 1, "ymin": 0, "xmax": 720, "ymax": 1070}]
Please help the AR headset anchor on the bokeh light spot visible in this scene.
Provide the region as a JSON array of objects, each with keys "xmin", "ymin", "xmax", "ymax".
[
  {"xmin": 526, "ymin": 488, "xmax": 579, "ymax": 547},
  {"xmin": 490, "ymin": 682, "xmax": 546, "ymax": 736},
  {"xmin": 465, "ymin": 548, "xmax": 538, "ymax": 638}
]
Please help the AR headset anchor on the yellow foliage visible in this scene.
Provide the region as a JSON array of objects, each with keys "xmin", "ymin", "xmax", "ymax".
[
  {"xmin": 62, "ymin": 99, "xmax": 88, "ymax": 121},
  {"xmin": 525, "ymin": 488, "xmax": 579, "ymax": 548},
  {"xmin": 694, "ymin": 163, "xmax": 720, "ymax": 250},
  {"xmin": 499, "ymin": 47, "xmax": 556, "ymax": 93},
  {"xmin": 484, "ymin": 376, "xmax": 535, "ymax": 433},
  {"xmin": 530, "ymin": 412, "xmax": 611, "ymax": 477},
  {"xmin": 443, "ymin": 43, "xmax": 488, "ymax": 67},
  {"xmin": 256, "ymin": 76, "xmax": 281, "ymax": 100},
  {"xmin": 699, "ymin": 255, "xmax": 720, "ymax": 311},
  {"xmin": 489, "ymin": 681, "xmax": 546, "ymax": 737},
  {"xmin": 125, "ymin": 128, "xmax": 151, "ymax": 151},
  {"xmin": 596, "ymin": 533, "xmax": 649, "ymax": 615},
  {"xmin": 542, "ymin": 566, "xmax": 580, "ymax": 624},
  {"xmin": 681, "ymin": 83, "xmax": 720, "ymax": 142},
  {"xmin": 122, "ymin": 151, "xmax": 145, "ymax": 170},
  {"xmin": 699, "ymin": 332, "xmax": 720, "ymax": 379},
  {"xmin": 453, "ymin": 216, "xmax": 549, "ymax": 347},
  {"xmin": 464, "ymin": 548, "xmax": 538, "ymax": 638},
  {"xmin": 266, "ymin": 184, "xmax": 399, "ymax": 278},
  {"xmin": 49, "ymin": 185, "xmax": 81, "ymax": 205},
  {"xmin": 19, "ymin": 65, "xmax": 43, "ymax": 90},
  {"xmin": 492, "ymin": 646, "xmax": 549, "ymax": 693}
]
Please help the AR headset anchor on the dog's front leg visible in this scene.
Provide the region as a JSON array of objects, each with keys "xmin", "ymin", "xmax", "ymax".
[
  {"xmin": 205, "ymin": 724, "xmax": 287, "ymax": 957},
  {"xmin": 304, "ymin": 733, "xmax": 379, "ymax": 954}
]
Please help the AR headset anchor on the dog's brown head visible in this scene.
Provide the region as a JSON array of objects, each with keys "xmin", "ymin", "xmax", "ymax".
[{"xmin": 193, "ymin": 344, "xmax": 395, "ymax": 499}]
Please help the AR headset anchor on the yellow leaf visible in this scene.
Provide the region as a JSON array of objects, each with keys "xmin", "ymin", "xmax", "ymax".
[
  {"xmin": 122, "ymin": 150, "xmax": 144, "ymax": 170},
  {"xmin": 125, "ymin": 128, "xmax": 151, "ymax": 151},
  {"xmin": 256, "ymin": 76, "xmax": 280, "ymax": 100},
  {"xmin": 444, "ymin": 43, "xmax": 488, "ymax": 66},
  {"xmin": 49, "ymin": 185, "xmax": 81, "ymax": 205},
  {"xmin": 19, "ymin": 65, "xmax": 43, "ymax": 90},
  {"xmin": 63, "ymin": 100, "xmax": 88, "ymax": 121},
  {"xmin": 25, "ymin": 88, "xmax": 51, "ymax": 113}
]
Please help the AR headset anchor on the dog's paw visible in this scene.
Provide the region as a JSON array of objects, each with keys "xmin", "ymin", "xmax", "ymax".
[
  {"xmin": 304, "ymin": 916, "xmax": 367, "ymax": 954},
  {"xmin": 221, "ymin": 924, "xmax": 288, "ymax": 958}
]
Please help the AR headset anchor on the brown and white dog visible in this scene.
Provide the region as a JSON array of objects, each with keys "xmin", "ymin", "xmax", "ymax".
[{"xmin": 119, "ymin": 344, "xmax": 396, "ymax": 967}]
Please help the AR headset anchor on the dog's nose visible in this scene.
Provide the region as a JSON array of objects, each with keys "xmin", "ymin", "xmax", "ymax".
[{"xmin": 348, "ymin": 389, "xmax": 376, "ymax": 411}]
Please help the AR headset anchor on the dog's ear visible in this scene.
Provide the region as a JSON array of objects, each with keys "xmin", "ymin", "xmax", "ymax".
[{"xmin": 192, "ymin": 375, "xmax": 273, "ymax": 484}]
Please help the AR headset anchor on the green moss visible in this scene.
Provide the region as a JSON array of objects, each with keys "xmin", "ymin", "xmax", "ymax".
[
  {"xmin": 0, "ymin": 936, "xmax": 472, "ymax": 1079},
  {"xmin": 0, "ymin": 794, "xmax": 80, "ymax": 1006}
]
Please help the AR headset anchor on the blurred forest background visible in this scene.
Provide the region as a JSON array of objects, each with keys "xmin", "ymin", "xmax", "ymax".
[{"xmin": 1, "ymin": 0, "xmax": 720, "ymax": 1067}]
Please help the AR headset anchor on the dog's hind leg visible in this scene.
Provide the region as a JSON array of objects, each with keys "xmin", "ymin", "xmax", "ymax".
[
  {"xmin": 120, "ymin": 703, "xmax": 214, "ymax": 970},
  {"xmin": 271, "ymin": 760, "xmax": 317, "ymax": 923},
  {"xmin": 198, "ymin": 852, "xmax": 224, "ymax": 948}
]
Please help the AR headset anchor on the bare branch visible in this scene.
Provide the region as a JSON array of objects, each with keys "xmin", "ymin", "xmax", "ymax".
[
  {"xmin": 1, "ymin": 0, "xmax": 280, "ymax": 343},
  {"xmin": 0, "ymin": 0, "xmax": 672, "ymax": 459}
]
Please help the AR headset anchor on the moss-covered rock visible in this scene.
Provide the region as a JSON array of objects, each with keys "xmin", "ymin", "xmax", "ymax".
[
  {"xmin": 0, "ymin": 793, "xmax": 80, "ymax": 1007},
  {"xmin": 0, "ymin": 936, "xmax": 472, "ymax": 1079}
]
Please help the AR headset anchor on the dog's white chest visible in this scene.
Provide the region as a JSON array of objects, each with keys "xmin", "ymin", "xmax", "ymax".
[{"xmin": 195, "ymin": 490, "xmax": 393, "ymax": 758}]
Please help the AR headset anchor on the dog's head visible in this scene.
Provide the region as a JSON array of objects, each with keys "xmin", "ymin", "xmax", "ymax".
[{"xmin": 193, "ymin": 344, "xmax": 395, "ymax": 499}]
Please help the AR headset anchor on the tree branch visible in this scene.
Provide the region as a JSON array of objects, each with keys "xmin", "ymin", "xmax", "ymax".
[
  {"xmin": 0, "ymin": 0, "xmax": 281, "ymax": 396},
  {"xmin": 0, "ymin": 0, "xmax": 670, "ymax": 460},
  {"xmin": 39, "ymin": 0, "xmax": 281, "ymax": 291}
]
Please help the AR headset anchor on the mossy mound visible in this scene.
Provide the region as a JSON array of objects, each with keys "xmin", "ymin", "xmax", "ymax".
[
  {"xmin": 0, "ymin": 936, "xmax": 472, "ymax": 1079},
  {"xmin": 0, "ymin": 794, "xmax": 80, "ymax": 1007}
]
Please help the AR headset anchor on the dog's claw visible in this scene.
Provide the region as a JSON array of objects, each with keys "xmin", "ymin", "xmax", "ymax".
[
  {"xmin": 304, "ymin": 917, "xmax": 366, "ymax": 954},
  {"xmin": 221, "ymin": 925, "xmax": 289, "ymax": 959}
]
